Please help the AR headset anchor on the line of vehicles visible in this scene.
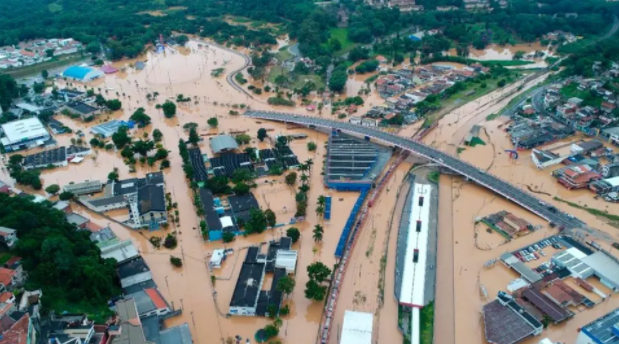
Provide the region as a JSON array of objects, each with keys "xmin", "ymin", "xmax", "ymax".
[{"xmin": 514, "ymin": 237, "xmax": 563, "ymax": 263}]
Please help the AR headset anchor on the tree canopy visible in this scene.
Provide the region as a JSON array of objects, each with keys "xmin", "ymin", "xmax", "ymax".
[{"xmin": 0, "ymin": 194, "xmax": 120, "ymax": 314}]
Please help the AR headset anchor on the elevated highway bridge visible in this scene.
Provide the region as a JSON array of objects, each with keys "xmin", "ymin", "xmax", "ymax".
[{"xmin": 245, "ymin": 111, "xmax": 585, "ymax": 230}]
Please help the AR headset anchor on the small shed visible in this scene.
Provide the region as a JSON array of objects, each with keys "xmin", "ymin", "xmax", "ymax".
[{"xmin": 209, "ymin": 249, "xmax": 226, "ymax": 270}]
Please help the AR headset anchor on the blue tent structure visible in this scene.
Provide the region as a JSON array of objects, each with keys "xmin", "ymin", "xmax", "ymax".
[{"xmin": 62, "ymin": 66, "xmax": 104, "ymax": 82}]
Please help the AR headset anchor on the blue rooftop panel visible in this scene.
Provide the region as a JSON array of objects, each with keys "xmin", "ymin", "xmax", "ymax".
[{"xmin": 63, "ymin": 66, "xmax": 94, "ymax": 80}]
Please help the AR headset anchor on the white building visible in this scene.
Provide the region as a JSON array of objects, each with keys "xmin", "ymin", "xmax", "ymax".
[
  {"xmin": 0, "ymin": 118, "xmax": 51, "ymax": 152},
  {"xmin": 0, "ymin": 227, "xmax": 17, "ymax": 248},
  {"xmin": 209, "ymin": 249, "xmax": 226, "ymax": 270},
  {"xmin": 341, "ymin": 310, "xmax": 373, "ymax": 344}
]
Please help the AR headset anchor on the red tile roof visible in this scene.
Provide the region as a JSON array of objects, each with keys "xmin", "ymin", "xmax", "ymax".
[
  {"xmin": 5, "ymin": 257, "xmax": 21, "ymax": 267},
  {"xmin": 0, "ymin": 313, "xmax": 29, "ymax": 344},
  {"xmin": 84, "ymin": 222, "xmax": 104, "ymax": 233},
  {"xmin": 0, "ymin": 292, "xmax": 13, "ymax": 303},
  {"xmin": 145, "ymin": 288, "xmax": 167, "ymax": 309},
  {"xmin": 0, "ymin": 268, "xmax": 15, "ymax": 286}
]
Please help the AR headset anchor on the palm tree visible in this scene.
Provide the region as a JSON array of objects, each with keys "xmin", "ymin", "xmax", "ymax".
[
  {"xmin": 316, "ymin": 205, "xmax": 324, "ymax": 217},
  {"xmin": 305, "ymin": 158, "xmax": 313, "ymax": 171},
  {"xmin": 317, "ymin": 195, "xmax": 326, "ymax": 207},
  {"xmin": 313, "ymin": 224, "xmax": 324, "ymax": 243},
  {"xmin": 298, "ymin": 163, "xmax": 309, "ymax": 173},
  {"xmin": 299, "ymin": 184, "xmax": 310, "ymax": 193},
  {"xmin": 300, "ymin": 173, "xmax": 309, "ymax": 185}
]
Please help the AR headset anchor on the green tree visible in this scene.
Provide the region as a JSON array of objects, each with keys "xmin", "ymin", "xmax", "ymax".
[
  {"xmin": 108, "ymin": 170, "xmax": 119, "ymax": 181},
  {"xmin": 189, "ymin": 127, "xmax": 200, "ymax": 146},
  {"xmin": 32, "ymin": 82, "xmax": 45, "ymax": 94},
  {"xmin": 315, "ymin": 205, "xmax": 324, "ymax": 217},
  {"xmin": 41, "ymin": 69, "xmax": 49, "ymax": 79},
  {"xmin": 170, "ymin": 256, "xmax": 183, "ymax": 267},
  {"xmin": 176, "ymin": 35, "xmax": 189, "ymax": 46},
  {"xmin": 235, "ymin": 134, "xmax": 251, "ymax": 145},
  {"xmin": 285, "ymin": 172, "xmax": 297, "ymax": 186},
  {"xmin": 277, "ymin": 275, "xmax": 296, "ymax": 296},
  {"xmin": 0, "ymin": 195, "xmax": 120, "ymax": 314},
  {"xmin": 317, "ymin": 195, "xmax": 326, "ymax": 207},
  {"xmin": 162, "ymin": 101, "xmax": 176, "ymax": 118},
  {"xmin": 257, "ymin": 128, "xmax": 267, "ymax": 141},
  {"xmin": 264, "ymin": 209, "xmax": 276, "ymax": 227},
  {"xmin": 307, "ymin": 261, "xmax": 331, "ymax": 283},
  {"xmin": 264, "ymin": 324, "xmax": 279, "ymax": 339},
  {"xmin": 164, "ymin": 233, "xmax": 178, "ymax": 249},
  {"xmin": 307, "ymin": 142, "xmax": 317, "ymax": 151},
  {"xmin": 312, "ymin": 224, "xmax": 324, "ymax": 242},
  {"xmin": 245, "ymin": 208, "xmax": 267, "ymax": 234},
  {"xmin": 130, "ymin": 108, "xmax": 151, "ymax": 127},
  {"xmin": 155, "ymin": 148, "xmax": 168, "ymax": 160},
  {"xmin": 206, "ymin": 176, "xmax": 232, "ymax": 194},
  {"xmin": 45, "ymin": 184, "xmax": 60, "ymax": 195},
  {"xmin": 329, "ymin": 70, "xmax": 348, "ymax": 93},
  {"xmin": 151, "ymin": 129, "xmax": 163, "ymax": 142},
  {"xmin": 59, "ymin": 191, "xmax": 75, "ymax": 201},
  {"xmin": 132, "ymin": 139, "xmax": 155, "ymax": 156},
  {"xmin": 207, "ymin": 117, "xmax": 218, "ymax": 127},
  {"xmin": 232, "ymin": 182, "xmax": 251, "ymax": 195},
  {"xmin": 160, "ymin": 159, "xmax": 170, "ymax": 169},
  {"xmin": 498, "ymin": 79, "xmax": 507, "ymax": 87},
  {"xmin": 106, "ymin": 99, "xmax": 122, "ymax": 111},
  {"xmin": 286, "ymin": 227, "xmax": 300, "ymax": 243},
  {"xmin": 304, "ymin": 279, "xmax": 327, "ymax": 301},
  {"xmin": 222, "ymin": 232, "xmax": 235, "ymax": 243}
]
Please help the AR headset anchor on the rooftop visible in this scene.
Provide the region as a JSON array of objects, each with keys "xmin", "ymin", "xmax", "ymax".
[
  {"xmin": 22, "ymin": 146, "xmax": 66, "ymax": 168},
  {"xmin": 581, "ymin": 251, "xmax": 619, "ymax": 288},
  {"xmin": 112, "ymin": 299, "xmax": 150, "ymax": 344},
  {"xmin": 125, "ymin": 288, "xmax": 167, "ymax": 315},
  {"xmin": 341, "ymin": 310, "xmax": 373, "ymax": 344},
  {"xmin": 482, "ymin": 299, "xmax": 538, "ymax": 344},
  {"xmin": 230, "ymin": 260, "xmax": 263, "ymax": 308},
  {"xmin": 580, "ymin": 307, "xmax": 619, "ymax": 344},
  {"xmin": 522, "ymin": 288, "xmax": 572, "ymax": 323},
  {"xmin": 210, "ymin": 135, "xmax": 239, "ymax": 154},
  {"xmin": 0, "ymin": 313, "xmax": 29, "ymax": 344},
  {"xmin": 1, "ymin": 118, "xmax": 48, "ymax": 145},
  {"xmin": 138, "ymin": 184, "xmax": 166, "ymax": 215},
  {"xmin": 117, "ymin": 257, "xmax": 150, "ymax": 279},
  {"xmin": 67, "ymin": 102, "xmax": 98, "ymax": 115}
]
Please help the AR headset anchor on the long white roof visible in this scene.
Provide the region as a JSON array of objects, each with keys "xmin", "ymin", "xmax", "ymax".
[
  {"xmin": 341, "ymin": 310, "xmax": 373, "ymax": 344},
  {"xmin": 1, "ymin": 117, "xmax": 48, "ymax": 144},
  {"xmin": 400, "ymin": 183, "xmax": 431, "ymax": 307}
]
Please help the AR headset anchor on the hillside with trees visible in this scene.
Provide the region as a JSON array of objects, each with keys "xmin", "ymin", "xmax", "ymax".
[{"xmin": 0, "ymin": 194, "xmax": 120, "ymax": 317}]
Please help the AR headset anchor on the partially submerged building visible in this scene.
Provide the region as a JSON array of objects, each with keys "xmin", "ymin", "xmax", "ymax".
[
  {"xmin": 81, "ymin": 172, "xmax": 167, "ymax": 230},
  {"xmin": 340, "ymin": 311, "xmax": 373, "ymax": 344},
  {"xmin": 482, "ymin": 292, "xmax": 543, "ymax": 344},
  {"xmin": 576, "ymin": 307, "xmax": 619, "ymax": 344},
  {"xmin": 229, "ymin": 238, "xmax": 297, "ymax": 317},
  {"xmin": 0, "ymin": 118, "xmax": 51, "ymax": 152}
]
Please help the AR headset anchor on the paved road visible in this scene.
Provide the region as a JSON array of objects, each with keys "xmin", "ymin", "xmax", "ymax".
[
  {"xmin": 203, "ymin": 40, "xmax": 254, "ymax": 99},
  {"xmin": 245, "ymin": 111, "xmax": 586, "ymax": 229}
]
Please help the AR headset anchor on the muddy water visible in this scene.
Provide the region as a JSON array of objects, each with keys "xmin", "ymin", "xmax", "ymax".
[
  {"xmin": 423, "ymin": 66, "xmax": 619, "ymax": 344},
  {"xmin": 0, "ymin": 40, "xmax": 399, "ymax": 344},
  {"xmin": 326, "ymin": 160, "xmax": 412, "ymax": 344}
]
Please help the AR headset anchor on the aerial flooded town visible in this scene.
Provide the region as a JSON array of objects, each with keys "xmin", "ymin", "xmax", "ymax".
[{"xmin": 1, "ymin": 1, "xmax": 619, "ymax": 344}]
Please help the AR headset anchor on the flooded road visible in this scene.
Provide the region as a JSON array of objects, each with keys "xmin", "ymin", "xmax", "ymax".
[{"xmin": 2, "ymin": 36, "xmax": 617, "ymax": 344}]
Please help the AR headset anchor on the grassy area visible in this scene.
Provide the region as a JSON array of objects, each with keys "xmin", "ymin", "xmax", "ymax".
[
  {"xmin": 553, "ymin": 197, "xmax": 619, "ymax": 222},
  {"xmin": 560, "ymin": 83, "xmax": 604, "ymax": 107},
  {"xmin": 427, "ymin": 171, "xmax": 440, "ymax": 184},
  {"xmin": 480, "ymin": 60, "xmax": 533, "ymax": 66},
  {"xmin": 428, "ymin": 73, "xmax": 520, "ymax": 123},
  {"xmin": 486, "ymin": 113, "xmax": 499, "ymax": 121},
  {"xmin": 48, "ymin": 1, "xmax": 63, "ymax": 12},
  {"xmin": 3, "ymin": 54, "xmax": 86, "ymax": 78},
  {"xmin": 268, "ymin": 66, "xmax": 325, "ymax": 89},
  {"xmin": 0, "ymin": 252, "xmax": 13, "ymax": 266},
  {"xmin": 468, "ymin": 136, "xmax": 486, "ymax": 147},
  {"xmin": 51, "ymin": 299, "xmax": 115, "ymax": 324},
  {"xmin": 275, "ymin": 48, "xmax": 293, "ymax": 62},
  {"xmin": 420, "ymin": 301, "xmax": 435, "ymax": 344},
  {"xmin": 327, "ymin": 28, "xmax": 357, "ymax": 56}
]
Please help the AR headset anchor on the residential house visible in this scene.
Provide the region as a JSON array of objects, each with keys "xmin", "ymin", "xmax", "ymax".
[
  {"xmin": 0, "ymin": 268, "xmax": 16, "ymax": 292},
  {"xmin": 571, "ymin": 140, "xmax": 604, "ymax": 155},
  {"xmin": 61, "ymin": 102, "xmax": 101, "ymax": 121},
  {"xmin": 554, "ymin": 165, "xmax": 601, "ymax": 189},
  {"xmin": 124, "ymin": 288, "xmax": 170, "ymax": 318},
  {"xmin": 117, "ymin": 257, "xmax": 152, "ymax": 289},
  {"xmin": 0, "ymin": 313, "xmax": 35, "ymax": 344}
]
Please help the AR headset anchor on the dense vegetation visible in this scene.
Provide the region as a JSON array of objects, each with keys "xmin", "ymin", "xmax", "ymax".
[{"xmin": 0, "ymin": 194, "xmax": 120, "ymax": 316}]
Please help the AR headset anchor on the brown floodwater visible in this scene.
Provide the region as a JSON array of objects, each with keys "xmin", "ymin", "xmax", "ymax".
[{"xmin": 424, "ymin": 69, "xmax": 619, "ymax": 344}]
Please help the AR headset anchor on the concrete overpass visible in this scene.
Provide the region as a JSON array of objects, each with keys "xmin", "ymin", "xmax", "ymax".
[{"xmin": 245, "ymin": 111, "xmax": 585, "ymax": 230}]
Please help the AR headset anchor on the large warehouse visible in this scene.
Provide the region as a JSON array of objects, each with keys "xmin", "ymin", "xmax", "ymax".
[
  {"xmin": 62, "ymin": 65, "xmax": 104, "ymax": 82},
  {"xmin": 576, "ymin": 307, "xmax": 619, "ymax": 344},
  {"xmin": 210, "ymin": 135, "xmax": 239, "ymax": 154},
  {"xmin": 0, "ymin": 118, "xmax": 51, "ymax": 152}
]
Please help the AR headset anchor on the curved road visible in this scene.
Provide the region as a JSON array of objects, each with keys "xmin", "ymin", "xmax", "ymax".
[
  {"xmin": 245, "ymin": 110, "xmax": 586, "ymax": 229},
  {"xmin": 204, "ymin": 41, "xmax": 254, "ymax": 99}
]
